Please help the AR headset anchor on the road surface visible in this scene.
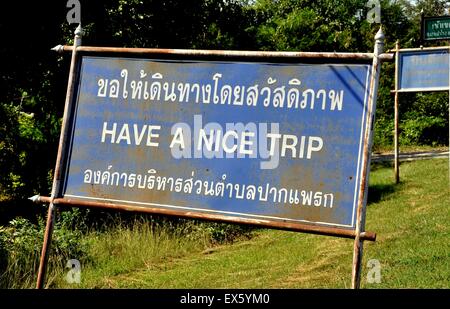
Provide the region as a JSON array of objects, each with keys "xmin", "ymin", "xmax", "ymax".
[{"xmin": 371, "ymin": 150, "xmax": 449, "ymax": 162}]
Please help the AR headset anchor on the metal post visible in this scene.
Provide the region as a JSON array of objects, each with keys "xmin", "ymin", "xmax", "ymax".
[
  {"xmin": 420, "ymin": 10, "xmax": 425, "ymax": 47},
  {"xmin": 36, "ymin": 25, "xmax": 83, "ymax": 289},
  {"xmin": 394, "ymin": 40, "xmax": 400, "ymax": 184},
  {"xmin": 48, "ymin": 45, "xmax": 394, "ymax": 61},
  {"xmin": 351, "ymin": 27, "xmax": 384, "ymax": 289}
]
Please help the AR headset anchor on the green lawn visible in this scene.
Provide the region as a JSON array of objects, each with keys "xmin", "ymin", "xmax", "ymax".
[{"xmin": 54, "ymin": 159, "xmax": 449, "ymax": 288}]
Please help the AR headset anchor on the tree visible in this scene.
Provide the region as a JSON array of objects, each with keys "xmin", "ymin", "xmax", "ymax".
[{"xmin": 0, "ymin": 0, "xmax": 254, "ymax": 199}]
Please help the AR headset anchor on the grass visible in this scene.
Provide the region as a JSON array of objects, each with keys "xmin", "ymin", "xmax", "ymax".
[
  {"xmin": 362, "ymin": 159, "xmax": 450, "ymax": 288},
  {"xmin": 51, "ymin": 219, "xmax": 237, "ymax": 288},
  {"xmin": 1, "ymin": 159, "xmax": 448, "ymax": 288},
  {"xmin": 48, "ymin": 158, "xmax": 449, "ymax": 289}
]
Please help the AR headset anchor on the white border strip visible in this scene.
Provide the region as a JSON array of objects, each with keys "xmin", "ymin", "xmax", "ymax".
[
  {"xmin": 351, "ymin": 66, "xmax": 371, "ymax": 228},
  {"xmin": 397, "ymin": 87, "xmax": 449, "ymax": 92}
]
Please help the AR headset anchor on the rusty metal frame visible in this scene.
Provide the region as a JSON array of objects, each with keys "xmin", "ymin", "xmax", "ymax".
[
  {"xmin": 35, "ymin": 25, "xmax": 83, "ymax": 289},
  {"xmin": 391, "ymin": 46, "xmax": 450, "ymax": 52},
  {"xmin": 34, "ymin": 25, "xmax": 390, "ymax": 289},
  {"xmin": 52, "ymin": 44, "xmax": 393, "ymax": 62},
  {"xmin": 350, "ymin": 27, "xmax": 384, "ymax": 289},
  {"xmin": 32, "ymin": 195, "xmax": 376, "ymax": 241},
  {"xmin": 394, "ymin": 41, "xmax": 400, "ymax": 184}
]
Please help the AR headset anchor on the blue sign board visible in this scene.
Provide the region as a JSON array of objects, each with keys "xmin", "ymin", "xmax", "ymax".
[
  {"xmin": 63, "ymin": 56, "xmax": 372, "ymax": 229},
  {"xmin": 398, "ymin": 49, "xmax": 449, "ymax": 92}
]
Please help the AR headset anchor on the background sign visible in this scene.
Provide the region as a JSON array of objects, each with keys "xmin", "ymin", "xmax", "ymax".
[
  {"xmin": 63, "ymin": 56, "xmax": 371, "ymax": 229},
  {"xmin": 423, "ymin": 16, "xmax": 450, "ymax": 41},
  {"xmin": 398, "ymin": 49, "xmax": 449, "ymax": 92}
]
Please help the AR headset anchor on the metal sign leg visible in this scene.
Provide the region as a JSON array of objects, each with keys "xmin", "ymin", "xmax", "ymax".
[
  {"xmin": 36, "ymin": 203, "xmax": 56, "ymax": 289},
  {"xmin": 394, "ymin": 90, "xmax": 400, "ymax": 184},
  {"xmin": 351, "ymin": 237, "xmax": 363, "ymax": 289},
  {"xmin": 35, "ymin": 25, "xmax": 83, "ymax": 289},
  {"xmin": 394, "ymin": 41, "xmax": 400, "ymax": 184}
]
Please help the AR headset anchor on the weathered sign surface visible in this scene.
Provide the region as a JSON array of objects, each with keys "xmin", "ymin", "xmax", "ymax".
[
  {"xmin": 398, "ymin": 49, "xmax": 449, "ymax": 92},
  {"xmin": 423, "ymin": 16, "xmax": 450, "ymax": 41},
  {"xmin": 63, "ymin": 56, "xmax": 372, "ymax": 229}
]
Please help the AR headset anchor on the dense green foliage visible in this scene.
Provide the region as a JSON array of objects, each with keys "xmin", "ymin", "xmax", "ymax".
[{"xmin": 0, "ymin": 208, "xmax": 90, "ymax": 288}]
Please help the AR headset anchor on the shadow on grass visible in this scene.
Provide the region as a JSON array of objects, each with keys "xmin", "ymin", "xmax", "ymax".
[
  {"xmin": 367, "ymin": 183, "xmax": 397, "ymax": 205},
  {"xmin": 370, "ymin": 160, "xmax": 393, "ymax": 172}
]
